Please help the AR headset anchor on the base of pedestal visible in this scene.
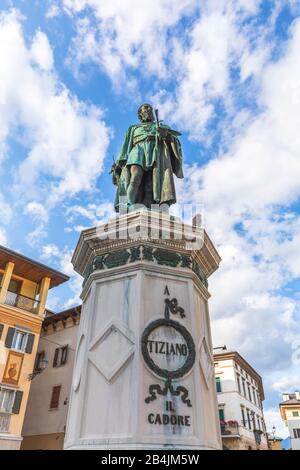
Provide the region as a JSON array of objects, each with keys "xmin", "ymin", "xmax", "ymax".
[{"xmin": 64, "ymin": 211, "xmax": 222, "ymax": 451}]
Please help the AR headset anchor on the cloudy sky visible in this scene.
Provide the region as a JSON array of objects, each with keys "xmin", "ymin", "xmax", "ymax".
[{"xmin": 1, "ymin": 0, "xmax": 300, "ymax": 437}]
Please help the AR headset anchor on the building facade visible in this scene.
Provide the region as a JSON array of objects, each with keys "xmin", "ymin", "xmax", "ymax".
[
  {"xmin": 267, "ymin": 434, "xmax": 283, "ymax": 450},
  {"xmin": 214, "ymin": 349, "xmax": 268, "ymax": 450},
  {"xmin": 0, "ymin": 245, "xmax": 68, "ymax": 449},
  {"xmin": 279, "ymin": 392, "xmax": 300, "ymax": 450},
  {"xmin": 21, "ymin": 306, "xmax": 81, "ymax": 450}
]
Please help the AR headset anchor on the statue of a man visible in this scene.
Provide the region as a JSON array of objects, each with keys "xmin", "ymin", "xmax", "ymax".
[{"xmin": 111, "ymin": 103, "xmax": 184, "ymax": 211}]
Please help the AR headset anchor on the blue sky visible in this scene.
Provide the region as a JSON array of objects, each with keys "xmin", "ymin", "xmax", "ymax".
[{"xmin": 1, "ymin": 0, "xmax": 300, "ymax": 437}]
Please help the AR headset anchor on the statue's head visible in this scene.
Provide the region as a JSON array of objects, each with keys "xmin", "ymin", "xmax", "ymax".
[{"xmin": 138, "ymin": 103, "xmax": 154, "ymax": 123}]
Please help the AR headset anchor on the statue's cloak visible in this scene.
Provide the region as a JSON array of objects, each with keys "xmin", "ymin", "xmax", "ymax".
[{"xmin": 114, "ymin": 123, "xmax": 184, "ymax": 211}]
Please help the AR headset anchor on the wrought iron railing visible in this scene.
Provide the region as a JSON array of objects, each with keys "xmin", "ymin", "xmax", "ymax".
[
  {"xmin": 0, "ymin": 413, "xmax": 10, "ymax": 432},
  {"xmin": 4, "ymin": 290, "xmax": 40, "ymax": 314}
]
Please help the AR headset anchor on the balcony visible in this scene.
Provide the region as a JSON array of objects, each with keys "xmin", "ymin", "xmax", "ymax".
[
  {"xmin": 0, "ymin": 413, "xmax": 10, "ymax": 433},
  {"xmin": 4, "ymin": 290, "xmax": 40, "ymax": 314},
  {"xmin": 220, "ymin": 421, "xmax": 240, "ymax": 438}
]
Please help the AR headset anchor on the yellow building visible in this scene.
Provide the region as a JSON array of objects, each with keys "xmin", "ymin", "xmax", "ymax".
[
  {"xmin": 0, "ymin": 245, "xmax": 68, "ymax": 450},
  {"xmin": 268, "ymin": 434, "xmax": 283, "ymax": 450}
]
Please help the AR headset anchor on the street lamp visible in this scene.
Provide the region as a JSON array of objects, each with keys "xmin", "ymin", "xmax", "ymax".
[{"xmin": 28, "ymin": 356, "xmax": 49, "ymax": 380}]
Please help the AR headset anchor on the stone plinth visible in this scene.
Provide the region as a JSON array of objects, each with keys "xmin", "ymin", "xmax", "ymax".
[{"xmin": 64, "ymin": 210, "xmax": 222, "ymax": 450}]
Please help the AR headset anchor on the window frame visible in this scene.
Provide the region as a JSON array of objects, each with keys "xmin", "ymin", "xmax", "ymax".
[
  {"xmin": 11, "ymin": 329, "xmax": 29, "ymax": 352},
  {"xmin": 293, "ymin": 428, "xmax": 300, "ymax": 439},
  {"xmin": 53, "ymin": 345, "xmax": 69, "ymax": 368},
  {"xmin": 215, "ymin": 376, "xmax": 222, "ymax": 393},
  {"xmin": 0, "ymin": 387, "xmax": 16, "ymax": 413},
  {"xmin": 49, "ymin": 385, "xmax": 62, "ymax": 410}
]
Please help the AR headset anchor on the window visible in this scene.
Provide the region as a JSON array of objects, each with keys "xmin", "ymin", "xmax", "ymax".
[
  {"xmin": 219, "ymin": 408, "xmax": 225, "ymax": 422},
  {"xmin": 11, "ymin": 329, "xmax": 28, "ymax": 352},
  {"xmin": 50, "ymin": 386, "xmax": 61, "ymax": 409},
  {"xmin": 252, "ymin": 387, "xmax": 257, "ymax": 405},
  {"xmin": 215, "ymin": 377, "xmax": 222, "ymax": 393},
  {"xmin": 0, "ymin": 276, "xmax": 21, "ymax": 294},
  {"xmin": 53, "ymin": 345, "xmax": 69, "ymax": 367},
  {"xmin": 292, "ymin": 411, "xmax": 299, "ymax": 417},
  {"xmin": 242, "ymin": 379, "xmax": 246, "ymax": 397},
  {"xmin": 247, "ymin": 409, "xmax": 252, "ymax": 430},
  {"xmin": 248, "ymin": 383, "xmax": 252, "ymax": 402},
  {"xmin": 237, "ymin": 374, "xmax": 241, "ymax": 393},
  {"xmin": 0, "ymin": 388, "xmax": 15, "ymax": 413},
  {"xmin": 251, "ymin": 412, "xmax": 256, "ymax": 429},
  {"xmin": 293, "ymin": 429, "xmax": 300, "ymax": 439},
  {"xmin": 257, "ymin": 415, "xmax": 261, "ymax": 430},
  {"xmin": 241, "ymin": 406, "xmax": 246, "ymax": 427},
  {"xmin": 35, "ymin": 351, "xmax": 45, "ymax": 370}
]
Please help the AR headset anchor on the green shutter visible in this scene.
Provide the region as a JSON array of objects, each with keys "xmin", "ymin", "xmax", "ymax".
[
  {"xmin": 25, "ymin": 333, "xmax": 35, "ymax": 354},
  {"xmin": 0, "ymin": 324, "xmax": 4, "ymax": 340},
  {"xmin": 12, "ymin": 391, "xmax": 23, "ymax": 414},
  {"xmin": 219, "ymin": 409, "xmax": 225, "ymax": 421},
  {"xmin": 216, "ymin": 377, "xmax": 222, "ymax": 393},
  {"xmin": 5, "ymin": 327, "xmax": 15, "ymax": 348}
]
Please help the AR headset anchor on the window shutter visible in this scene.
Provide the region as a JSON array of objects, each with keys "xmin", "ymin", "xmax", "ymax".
[
  {"xmin": 61, "ymin": 345, "xmax": 69, "ymax": 365},
  {"xmin": 50, "ymin": 386, "xmax": 61, "ymax": 409},
  {"xmin": 35, "ymin": 350, "xmax": 45, "ymax": 370},
  {"xmin": 0, "ymin": 324, "xmax": 4, "ymax": 340},
  {"xmin": 25, "ymin": 333, "xmax": 35, "ymax": 354},
  {"xmin": 5, "ymin": 327, "xmax": 15, "ymax": 348},
  {"xmin": 53, "ymin": 348, "xmax": 59, "ymax": 367},
  {"xmin": 12, "ymin": 391, "xmax": 23, "ymax": 414}
]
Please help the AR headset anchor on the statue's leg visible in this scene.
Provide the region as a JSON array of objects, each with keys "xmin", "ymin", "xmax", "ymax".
[
  {"xmin": 143, "ymin": 171, "xmax": 153, "ymax": 209},
  {"xmin": 127, "ymin": 165, "xmax": 144, "ymax": 207}
]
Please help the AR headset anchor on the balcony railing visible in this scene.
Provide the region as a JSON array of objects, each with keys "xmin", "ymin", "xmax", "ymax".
[
  {"xmin": 220, "ymin": 421, "xmax": 240, "ymax": 437},
  {"xmin": 0, "ymin": 413, "xmax": 10, "ymax": 433},
  {"xmin": 4, "ymin": 290, "xmax": 40, "ymax": 314}
]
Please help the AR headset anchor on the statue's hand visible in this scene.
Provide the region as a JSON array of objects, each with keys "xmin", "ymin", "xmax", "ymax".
[
  {"xmin": 110, "ymin": 163, "xmax": 122, "ymax": 186},
  {"xmin": 156, "ymin": 126, "xmax": 168, "ymax": 138}
]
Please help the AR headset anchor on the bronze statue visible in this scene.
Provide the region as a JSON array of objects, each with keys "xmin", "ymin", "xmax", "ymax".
[{"xmin": 111, "ymin": 103, "xmax": 183, "ymax": 211}]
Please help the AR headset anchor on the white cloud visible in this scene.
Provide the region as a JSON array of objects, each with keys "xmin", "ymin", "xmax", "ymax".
[
  {"xmin": 0, "ymin": 227, "xmax": 7, "ymax": 246},
  {"xmin": 30, "ymin": 30, "xmax": 54, "ymax": 71},
  {"xmin": 0, "ymin": 192, "xmax": 12, "ymax": 225},
  {"xmin": 0, "ymin": 9, "xmax": 111, "ymax": 209},
  {"xmin": 272, "ymin": 376, "xmax": 300, "ymax": 393},
  {"xmin": 41, "ymin": 242, "xmax": 82, "ymax": 309},
  {"xmin": 264, "ymin": 407, "xmax": 289, "ymax": 438},
  {"xmin": 63, "ymin": 0, "xmax": 197, "ymax": 87},
  {"xmin": 46, "ymin": 4, "xmax": 61, "ymax": 19},
  {"xmin": 66, "ymin": 200, "xmax": 114, "ymax": 229},
  {"xmin": 61, "ymin": 0, "xmax": 285, "ymax": 142},
  {"xmin": 25, "ymin": 201, "xmax": 49, "ymax": 224}
]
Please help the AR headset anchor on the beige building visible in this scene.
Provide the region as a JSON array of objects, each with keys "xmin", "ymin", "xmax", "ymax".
[
  {"xmin": 279, "ymin": 392, "xmax": 300, "ymax": 450},
  {"xmin": 0, "ymin": 245, "xmax": 68, "ymax": 449},
  {"xmin": 21, "ymin": 306, "xmax": 81, "ymax": 450},
  {"xmin": 267, "ymin": 434, "xmax": 283, "ymax": 450},
  {"xmin": 214, "ymin": 348, "xmax": 269, "ymax": 450}
]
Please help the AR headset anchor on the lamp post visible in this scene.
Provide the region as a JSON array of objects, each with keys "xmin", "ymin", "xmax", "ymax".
[{"xmin": 28, "ymin": 356, "xmax": 48, "ymax": 380}]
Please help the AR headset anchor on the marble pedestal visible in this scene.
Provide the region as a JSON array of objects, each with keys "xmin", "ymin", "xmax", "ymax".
[{"xmin": 64, "ymin": 210, "xmax": 222, "ymax": 450}]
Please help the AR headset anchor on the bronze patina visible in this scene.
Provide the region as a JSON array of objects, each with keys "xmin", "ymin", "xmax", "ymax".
[{"xmin": 111, "ymin": 103, "xmax": 184, "ymax": 211}]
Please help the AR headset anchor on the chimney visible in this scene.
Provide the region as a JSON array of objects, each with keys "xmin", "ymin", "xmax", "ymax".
[
  {"xmin": 282, "ymin": 393, "xmax": 291, "ymax": 402},
  {"xmin": 295, "ymin": 391, "xmax": 300, "ymax": 401}
]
